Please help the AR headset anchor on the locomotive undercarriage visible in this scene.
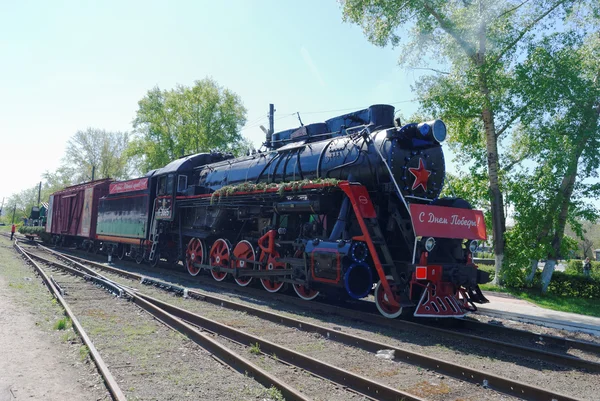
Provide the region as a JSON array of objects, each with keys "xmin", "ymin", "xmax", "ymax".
[{"xmin": 166, "ymin": 181, "xmax": 489, "ymax": 319}]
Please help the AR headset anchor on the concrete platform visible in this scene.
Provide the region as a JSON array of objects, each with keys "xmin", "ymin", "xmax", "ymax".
[{"xmin": 475, "ymin": 291, "xmax": 600, "ymax": 337}]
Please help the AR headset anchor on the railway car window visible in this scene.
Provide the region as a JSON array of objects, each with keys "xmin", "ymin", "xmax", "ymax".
[{"xmin": 177, "ymin": 175, "xmax": 187, "ymax": 193}]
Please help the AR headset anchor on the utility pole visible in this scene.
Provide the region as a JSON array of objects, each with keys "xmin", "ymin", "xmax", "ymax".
[
  {"xmin": 91, "ymin": 165, "xmax": 96, "ymax": 181},
  {"xmin": 11, "ymin": 205, "xmax": 16, "ymax": 224},
  {"xmin": 37, "ymin": 181, "xmax": 41, "ymax": 207}
]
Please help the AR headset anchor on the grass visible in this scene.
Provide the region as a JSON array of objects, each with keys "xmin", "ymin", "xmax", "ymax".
[
  {"xmin": 249, "ymin": 342, "xmax": 261, "ymax": 355},
  {"xmin": 481, "ymin": 284, "xmax": 600, "ymax": 318},
  {"xmin": 54, "ymin": 316, "xmax": 71, "ymax": 330},
  {"xmin": 79, "ymin": 345, "xmax": 90, "ymax": 361},
  {"xmin": 265, "ymin": 386, "xmax": 285, "ymax": 401}
]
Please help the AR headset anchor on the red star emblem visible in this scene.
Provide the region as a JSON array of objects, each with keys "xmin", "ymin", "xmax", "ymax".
[{"xmin": 408, "ymin": 158, "xmax": 431, "ymax": 191}]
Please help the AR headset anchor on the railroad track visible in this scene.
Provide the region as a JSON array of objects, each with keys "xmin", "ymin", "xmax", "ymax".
[
  {"xmin": 12, "ymin": 240, "xmax": 127, "ymax": 401},
  {"xmin": 17, "ymin": 241, "xmax": 450, "ymax": 401},
  {"xmin": 50, "ymin": 244, "xmax": 600, "ymax": 358},
  {"xmin": 31, "ymin": 243, "xmax": 599, "ymax": 401}
]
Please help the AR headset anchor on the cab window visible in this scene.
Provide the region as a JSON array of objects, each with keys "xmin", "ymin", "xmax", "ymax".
[
  {"xmin": 157, "ymin": 176, "xmax": 167, "ymax": 195},
  {"xmin": 157, "ymin": 174, "xmax": 177, "ymax": 196},
  {"xmin": 166, "ymin": 174, "xmax": 174, "ymax": 193},
  {"xmin": 177, "ymin": 175, "xmax": 188, "ymax": 193}
]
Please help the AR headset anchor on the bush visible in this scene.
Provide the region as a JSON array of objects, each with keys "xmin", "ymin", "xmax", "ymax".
[
  {"xmin": 544, "ymin": 270, "xmax": 600, "ymax": 298},
  {"xmin": 523, "ymin": 270, "xmax": 600, "ymax": 298},
  {"xmin": 565, "ymin": 259, "xmax": 600, "ymax": 275}
]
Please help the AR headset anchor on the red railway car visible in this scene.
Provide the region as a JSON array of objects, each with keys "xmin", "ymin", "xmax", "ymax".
[{"xmin": 46, "ymin": 179, "xmax": 112, "ymax": 250}]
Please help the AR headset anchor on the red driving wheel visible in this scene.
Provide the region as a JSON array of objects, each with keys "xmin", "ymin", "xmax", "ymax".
[
  {"xmin": 185, "ymin": 238, "xmax": 205, "ymax": 276},
  {"xmin": 233, "ymin": 240, "xmax": 255, "ymax": 287},
  {"xmin": 210, "ymin": 239, "xmax": 231, "ymax": 282},
  {"xmin": 259, "ymin": 250, "xmax": 285, "ymax": 293}
]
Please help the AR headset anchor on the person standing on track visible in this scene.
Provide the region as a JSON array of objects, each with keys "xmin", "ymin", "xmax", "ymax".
[{"xmin": 10, "ymin": 223, "xmax": 15, "ymax": 240}]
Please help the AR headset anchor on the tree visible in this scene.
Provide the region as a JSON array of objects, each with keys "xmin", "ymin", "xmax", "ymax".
[
  {"xmin": 63, "ymin": 128, "xmax": 131, "ymax": 183},
  {"xmin": 342, "ymin": 0, "xmax": 580, "ymax": 283},
  {"xmin": 513, "ymin": 32, "xmax": 600, "ymax": 290},
  {"xmin": 2, "ymin": 185, "xmax": 39, "ymax": 224},
  {"xmin": 129, "ymin": 78, "xmax": 248, "ymax": 172}
]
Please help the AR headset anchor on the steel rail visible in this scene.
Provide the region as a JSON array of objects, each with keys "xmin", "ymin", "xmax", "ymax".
[
  {"xmin": 25, "ymin": 251, "xmax": 124, "ymax": 297},
  {"xmin": 41, "ymin": 247, "xmax": 600, "ymax": 371},
  {"xmin": 136, "ymin": 292, "xmax": 427, "ymax": 401},
  {"xmin": 13, "ymin": 241, "xmax": 127, "ymax": 401},
  {"xmin": 166, "ymin": 290, "xmax": 581, "ymax": 401},
  {"xmin": 39, "ymin": 248, "xmax": 587, "ymax": 400},
  {"xmin": 38, "ymin": 246, "xmax": 426, "ymax": 401},
  {"xmin": 51, "ymin": 245, "xmax": 600, "ymax": 356},
  {"xmin": 436, "ymin": 316, "xmax": 600, "ymax": 354},
  {"xmin": 24, "ymin": 247, "xmax": 312, "ymax": 401}
]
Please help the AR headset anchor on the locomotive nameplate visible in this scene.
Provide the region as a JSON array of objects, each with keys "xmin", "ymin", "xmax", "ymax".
[{"xmin": 410, "ymin": 204, "xmax": 486, "ymax": 240}]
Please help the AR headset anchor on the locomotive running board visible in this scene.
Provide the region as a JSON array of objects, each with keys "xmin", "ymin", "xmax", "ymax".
[{"xmin": 338, "ymin": 182, "xmax": 400, "ymax": 308}]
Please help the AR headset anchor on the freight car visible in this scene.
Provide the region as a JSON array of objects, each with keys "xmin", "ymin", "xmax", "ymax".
[
  {"xmin": 46, "ymin": 179, "xmax": 111, "ymax": 249},
  {"xmin": 140, "ymin": 104, "xmax": 491, "ymax": 319}
]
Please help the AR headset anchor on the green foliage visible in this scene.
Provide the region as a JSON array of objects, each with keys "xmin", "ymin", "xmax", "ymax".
[
  {"xmin": 341, "ymin": 1, "xmax": 599, "ymax": 287},
  {"xmin": 64, "ymin": 128, "xmax": 131, "ymax": 182},
  {"xmin": 129, "ymin": 77, "xmax": 248, "ymax": 172},
  {"xmin": 266, "ymin": 386, "xmax": 285, "ymax": 401},
  {"xmin": 249, "ymin": 342, "xmax": 261, "ymax": 355},
  {"xmin": 210, "ymin": 178, "xmax": 340, "ymax": 205},
  {"xmin": 566, "ymin": 259, "xmax": 600, "ymax": 278},
  {"xmin": 79, "ymin": 345, "xmax": 90, "ymax": 361},
  {"xmin": 18, "ymin": 226, "xmax": 51, "ymax": 242},
  {"xmin": 54, "ymin": 317, "xmax": 71, "ymax": 331},
  {"xmin": 541, "ymin": 271, "xmax": 600, "ymax": 299},
  {"xmin": 505, "ymin": 32, "xmax": 600, "ymax": 270}
]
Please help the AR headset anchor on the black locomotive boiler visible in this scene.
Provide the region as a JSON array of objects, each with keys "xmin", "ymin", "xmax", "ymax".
[{"xmin": 114, "ymin": 104, "xmax": 491, "ymax": 318}]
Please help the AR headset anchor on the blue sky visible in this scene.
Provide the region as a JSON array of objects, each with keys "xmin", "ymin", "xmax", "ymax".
[{"xmin": 1, "ymin": 0, "xmax": 441, "ymax": 204}]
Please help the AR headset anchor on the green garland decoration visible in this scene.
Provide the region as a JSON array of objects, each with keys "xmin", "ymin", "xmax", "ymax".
[{"xmin": 210, "ymin": 178, "xmax": 340, "ymax": 205}]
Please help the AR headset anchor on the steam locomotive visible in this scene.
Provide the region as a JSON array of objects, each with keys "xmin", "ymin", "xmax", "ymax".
[{"xmin": 47, "ymin": 104, "xmax": 490, "ymax": 318}]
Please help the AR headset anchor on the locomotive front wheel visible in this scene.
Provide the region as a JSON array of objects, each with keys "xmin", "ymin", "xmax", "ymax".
[
  {"xmin": 293, "ymin": 284, "xmax": 319, "ymax": 301},
  {"xmin": 186, "ymin": 238, "xmax": 205, "ymax": 276},
  {"xmin": 233, "ymin": 240, "xmax": 255, "ymax": 287},
  {"xmin": 210, "ymin": 239, "xmax": 231, "ymax": 282},
  {"xmin": 374, "ymin": 279, "xmax": 403, "ymax": 319},
  {"xmin": 259, "ymin": 250, "xmax": 285, "ymax": 293}
]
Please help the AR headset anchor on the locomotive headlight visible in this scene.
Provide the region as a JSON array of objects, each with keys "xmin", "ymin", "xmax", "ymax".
[
  {"xmin": 424, "ymin": 237, "xmax": 436, "ymax": 252},
  {"xmin": 469, "ymin": 240, "xmax": 479, "ymax": 253},
  {"xmin": 418, "ymin": 120, "xmax": 447, "ymax": 143}
]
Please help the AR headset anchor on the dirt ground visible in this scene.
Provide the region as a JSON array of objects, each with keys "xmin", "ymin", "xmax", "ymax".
[{"xmin": 0, "ymin": 237, "xmax": 109, "ymax": 401}]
